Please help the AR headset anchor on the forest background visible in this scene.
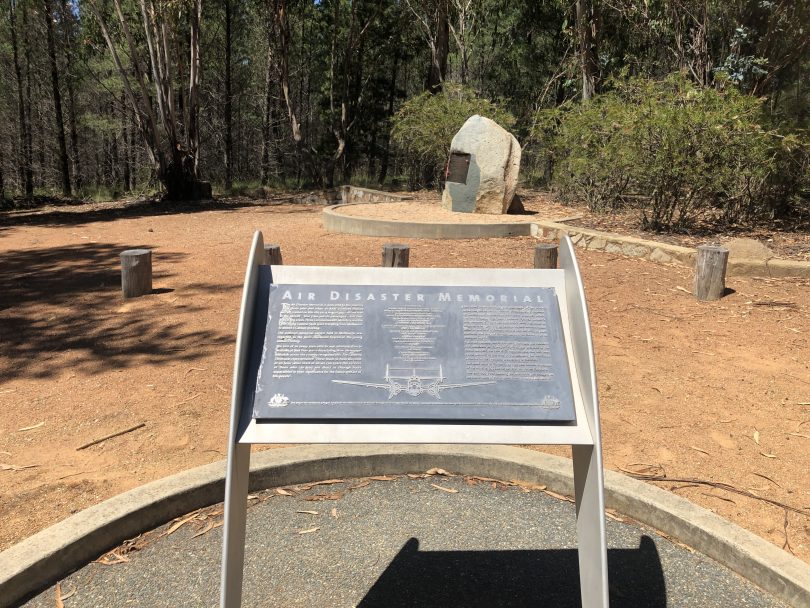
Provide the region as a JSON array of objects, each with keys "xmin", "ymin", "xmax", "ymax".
[{"xmin": 0, "ymin": 0, "xmax": 807, "ymax": 232}]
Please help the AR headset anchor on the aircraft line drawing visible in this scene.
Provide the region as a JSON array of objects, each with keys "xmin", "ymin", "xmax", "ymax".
[{"xmin": 332, "ymin": 364, "xmax": 494, "ymax": 400}]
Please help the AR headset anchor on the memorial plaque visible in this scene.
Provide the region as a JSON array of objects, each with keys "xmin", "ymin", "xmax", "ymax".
[
  {"xmin": 446, "ymin": 152, "xmax": 471, "ymax": 184},
  {"xmin": 251, "ymin": 284, "xmax": 576, "ymax": 422}
]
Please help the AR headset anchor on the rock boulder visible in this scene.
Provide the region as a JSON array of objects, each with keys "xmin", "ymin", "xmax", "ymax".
[{"xmin": 441, "ymin": 115, "xmax": 521, "ymax": 214}]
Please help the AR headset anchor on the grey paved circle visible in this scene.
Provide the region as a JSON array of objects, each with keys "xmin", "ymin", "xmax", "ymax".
[{"xmin": 23, "ymin": 476, "xmax": 785, "ymax": 607}]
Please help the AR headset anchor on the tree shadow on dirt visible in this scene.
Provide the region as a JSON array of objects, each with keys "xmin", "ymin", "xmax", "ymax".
[
  {"xmin": 0, "ymin": 198, "xmax": 269, "ymax": 234},
  {"xmin": 0, "ymin": 242, "xmax": 235, "ymax": 382}
]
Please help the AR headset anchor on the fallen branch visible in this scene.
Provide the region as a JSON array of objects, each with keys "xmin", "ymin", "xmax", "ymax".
[
  {"xmin": 627, "ymin": 472, "xmax": 810, "ymax": 516},
  {"xmin": 76, "ymin": 423, "xmax": 146, "ymax": 451}
]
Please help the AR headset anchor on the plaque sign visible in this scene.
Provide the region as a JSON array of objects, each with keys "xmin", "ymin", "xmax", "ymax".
[
  {"xmin": 446, "ymin": 152, "xmax": 471, "ymax": 184},
  {"xmin": 252, "ymin": 284, "xmax": 576, "ymax": 422}
]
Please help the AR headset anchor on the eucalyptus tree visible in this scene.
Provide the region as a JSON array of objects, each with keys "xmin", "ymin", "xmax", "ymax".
[{"xmin": 85, "ymin": 0, "xmax": 209, "ymax": 200}]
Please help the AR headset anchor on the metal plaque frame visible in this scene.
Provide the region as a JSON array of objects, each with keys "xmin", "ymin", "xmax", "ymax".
[{"xmin": 220, "ymin": 231, "xmax": 609, "ymax": 607}]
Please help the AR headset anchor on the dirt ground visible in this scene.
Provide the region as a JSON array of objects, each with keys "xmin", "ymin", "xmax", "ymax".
[{"xmin": 1, "ymin": 194, "xmax": 809, "ymax": 564}]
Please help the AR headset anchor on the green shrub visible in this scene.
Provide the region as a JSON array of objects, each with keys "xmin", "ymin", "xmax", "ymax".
[
  {"xmin": 391, "ymin": 84, "xmax": 515, "ymax": 190},
  {"xmin": 537, "ymin": 74, "xmax": 807, "ymax": 231}
]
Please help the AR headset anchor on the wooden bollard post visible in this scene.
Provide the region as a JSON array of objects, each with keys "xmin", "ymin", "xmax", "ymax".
[
  {"xmin": 382, "ymin": 244, "xmax": 409, "ymax": 268},
  {"xmin": 534, "ymin": 243, "xmax": 559, "ymax": 269},
  {"xmin": 694, "ymin": 244, "xmax": 729, "ymax": 301},
  {"xmin": 121, "ymin": 249, "xmax": 152, "ymax": 298},
  {"xmin": 263, "ymin": 244, "xmax": 283, "ymax": 265}
]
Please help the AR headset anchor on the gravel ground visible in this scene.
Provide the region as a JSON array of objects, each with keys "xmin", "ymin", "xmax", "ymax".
[{"xmin": 24, "ymin": 475, "xmax": 786, "ymax": 608}]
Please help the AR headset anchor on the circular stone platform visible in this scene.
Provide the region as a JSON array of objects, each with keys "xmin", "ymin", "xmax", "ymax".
[{"xmin": 321, "ymin": 196, "xmax": 575, "ymax": 239}]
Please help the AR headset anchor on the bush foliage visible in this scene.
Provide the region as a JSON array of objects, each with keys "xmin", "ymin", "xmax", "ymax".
[
  {"xmin": 391, "ymin": 84, "xmax": 515, "ymax": 189},
  {"xmin": 536, "ymin": 74, "xmax": 809, "ymax": 231}
]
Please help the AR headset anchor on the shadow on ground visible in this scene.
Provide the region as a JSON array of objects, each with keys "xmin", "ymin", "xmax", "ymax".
[
  {"xmin": 359, "ymin": 537, "xmax": 665, "ymax": 608},
  {"xmin": 0, "ymin": 242, "xmax": 234, "ymax": 381},
  {"xmin": 0, "ymin": 198, "xmax": 273, "ymax": 233}
]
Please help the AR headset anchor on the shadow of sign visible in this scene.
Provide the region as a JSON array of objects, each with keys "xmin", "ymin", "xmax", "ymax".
[{"xmin": 359, "ymin": 536, "xmax": 666, "ymax": 608}]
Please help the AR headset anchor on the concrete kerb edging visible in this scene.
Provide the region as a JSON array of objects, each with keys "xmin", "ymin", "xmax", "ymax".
[
  {"xmin": 323, "ymin": 206, "xmax": 810, "ymax": 278},
  {"xmin": 2, "ymin": 446, "xmax": 809, "ymax": 607},
  {"xmin": 323, "ymin": 204, "xmax": 534, "ymax": 239}
]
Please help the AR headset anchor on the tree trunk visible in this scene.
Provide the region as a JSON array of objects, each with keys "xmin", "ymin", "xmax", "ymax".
[
  {"xmin": 9, "ymin": 2, "xmax": 33, "ymax": 197},
  {"xmin": 378, "ymin": 28, "xmax": 400, "ymax": 185},
  {"xmin": 61, "ymin": 0, "xmax": 82, "ymax": 191},
  {"xmin": 121, "ymin": 99, "xmax": 133, "ymax": 192},
  {"xmin": 261, "ymin": 39, "xmax": 273, "ymax": 186},
  {"xmin": 0, "ymin": 145, "xmax": 5, "ymax": 200},
  {"xmin": 425, "ymin": 0, "xmax": 449, "ymax": 93},
  {"xmin": 43, "ymin": 0, "xmax": 72, "ymax": 196},
  {"xmin": 187, "ymin": 0, "xmax": 202, "ymax": 178},
  {"xmin": 223, "ymin": 0, "xmax": 233, "ymax": 190},
  {"xmin": 275, "ymin": 0, "xmax": 320, "ymax": 186},
  {"xmin": 576, "ymin": 0, "xmax": 599, "ymax": 101},
  {"xmin": 161, "ymin": 154, "xmax": 210, "ymax": 201}
]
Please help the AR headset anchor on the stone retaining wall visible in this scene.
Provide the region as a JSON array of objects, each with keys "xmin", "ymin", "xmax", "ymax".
[{"xmin": 340, "ymin": 186, "xmax": 413, "ymax": 204}]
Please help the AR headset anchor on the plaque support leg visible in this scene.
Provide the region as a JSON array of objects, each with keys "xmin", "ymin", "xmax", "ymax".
[
  {"xmin": 220, "ymin": 442, "xmax": 251, "ymax": 608},
  {"xmin": 572, "ymin": 444, "xmax": 609, "ymax": 608}
]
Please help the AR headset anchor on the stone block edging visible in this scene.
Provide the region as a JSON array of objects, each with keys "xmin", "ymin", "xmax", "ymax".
[
  {"xmin": 1, "ymin": 445, "xmax": 809, "ymax": 607},
  {"xmin": 533, "ymin": 220, "xmax": 810, "ymax": 279}
]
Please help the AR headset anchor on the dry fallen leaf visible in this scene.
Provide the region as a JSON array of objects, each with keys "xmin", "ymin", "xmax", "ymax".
[
  {"xmin": 303, "ymin": 492, "xmax": 343, "ymax": 501},
  {"xmin": 426, "ymin": 468, "xmax": 453, "ymax": 476},
  {"xmin": 431, "ymin": 483, "xmax": 459, "ymax": 493},
  {"xmin": 0, "ymin": 463, "xmax": 38, "ymax": 471},
  {"xmin": 760, "ymin": 452, "xmax": 777, "ymax": 458},
  {"xmin": 275, "ymin": 488, "xmax": 293, "ymax": 496},
  {"xmin": 297, "ymin": 527, "xmax": 319, "ymax": 535},
  {"xmin": 368, "ymin": 475, "xmax": 397, "ymax": 481},
  {"xmin": 296, "ymin": 510, "xmax": 318, "ymax": 515},
  {"xmin": 330, "ymin": 507, "xmax": 338, "ymax": 518},
  {"xmin": 165, "ymin": 513, "xmax": 198, "ymax": 536},
  {"xmin": 18, "ymin": 422, "xmax": 44, "ymax": 432},
  {"xmin": 753, "ymin": 430, "xmax": 760, "ymax": 445},
  {"xmin": 191, "ymin": 520, "xmax": 215, "ymax": 539},
  {"xmin": 349, "ymin": 480, "xmax": 371, "ymax": 490},
  {"xmin": 94, "ymin": 551, "xmax": 130, "ymax": 565},
  {"xmin": 752, "ymin": 472, "xmax": 782, "ymax": 488},
  {"xmin": 55, "ymin": 582, "xmax": 65, "ymax": 608},
  {"xmin": 544, "ymin": 489, "xmax": 573, "ymax": 502},
  {"xmin": 788, "ymin": 433, "xmax": 810, "ymax": 439}
]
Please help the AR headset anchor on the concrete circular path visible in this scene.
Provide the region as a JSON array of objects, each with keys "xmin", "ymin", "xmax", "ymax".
[
  {"xmin": 3, "ymin": 446, "xmax": 810, "ymax": 607},
  {"xmin": 22, "ymin": 475, "xmax": 786, "ymax": 608}
]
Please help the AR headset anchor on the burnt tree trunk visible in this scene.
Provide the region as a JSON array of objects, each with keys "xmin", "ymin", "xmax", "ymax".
[
  {"xmin": 10, "ymin": 2, "xmax": 33, "ymax": 197},
  {"xmin": 425, "ymin": 0, "xmax": 449, "ymax": 93},
  {"xmin": 0, "ymin": 145, "xmax": 5, "ymax": 200},
  {"xmin": 43, "ymin": 0, "xmax": 72, "ymax": 196},
  {"xmin": 223, "ymin": 0, "xmax": 233, "ymax": 190},
  {"xmin": 61, "ymin": 0, "xmax": 82, "ymax": 190}
]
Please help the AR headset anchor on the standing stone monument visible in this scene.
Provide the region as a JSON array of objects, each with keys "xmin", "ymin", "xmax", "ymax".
[{"xmin": 442, "ymin": 115, "xmax": 521, "ymax": 214}]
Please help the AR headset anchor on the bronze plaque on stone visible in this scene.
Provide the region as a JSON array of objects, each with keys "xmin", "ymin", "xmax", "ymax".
[{"xmin": 446, "ymin": 152, "xmax": 471, "ymax": 184}]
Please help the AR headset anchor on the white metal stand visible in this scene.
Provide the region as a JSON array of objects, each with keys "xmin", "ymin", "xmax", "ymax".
[{"xmin": 220, "ymin": 231, "xmax": 609, "ymax": 607}]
